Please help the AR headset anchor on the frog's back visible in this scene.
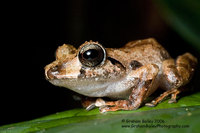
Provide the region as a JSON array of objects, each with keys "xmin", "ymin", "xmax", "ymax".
[{"xmin": 107, "ymin": 38, "xmax": 170, "ymax": 68}]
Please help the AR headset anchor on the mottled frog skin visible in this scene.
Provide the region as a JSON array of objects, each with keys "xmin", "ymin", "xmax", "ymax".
[{"xmin": 45, "ymin": 38, "xmax": 197, "ymax": 113}]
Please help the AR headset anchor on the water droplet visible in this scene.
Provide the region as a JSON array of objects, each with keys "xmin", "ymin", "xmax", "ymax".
[{"xmin": 187, "ymin": 112, "xmax": 192, "ymax": 116}]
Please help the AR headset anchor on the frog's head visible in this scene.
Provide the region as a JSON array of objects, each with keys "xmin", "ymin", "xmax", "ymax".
[{"xmin": 45, "ymin": 41, "xmax": 125, "ymax": 97}]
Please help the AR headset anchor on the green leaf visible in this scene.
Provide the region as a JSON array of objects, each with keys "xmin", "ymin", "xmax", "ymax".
[
  {"xmin": 0, "ymin": 92, "xmax": 200, "ymax": 133},
  {"xmin": 43, "ymin": 106, "xmax": 200, "ymax": 133},
  {"xmin": 155, "ymin": 0, "xmax": 200, "ymax": 51}
]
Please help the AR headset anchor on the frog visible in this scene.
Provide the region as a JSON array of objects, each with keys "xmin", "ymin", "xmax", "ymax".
[{"xmin": 45, "ymin": 38, "xmax": 197, "ymax": 113}]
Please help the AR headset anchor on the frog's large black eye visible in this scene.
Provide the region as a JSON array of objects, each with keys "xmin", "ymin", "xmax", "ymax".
[{"xmin": 78, "ymin": 43, "xmax": 106, "ymax": 67}]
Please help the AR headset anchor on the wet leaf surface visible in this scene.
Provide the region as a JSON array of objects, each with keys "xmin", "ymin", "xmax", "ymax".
[{"xmin": 0, "ymin": 92, "xmax": 200, "ymax": 133}]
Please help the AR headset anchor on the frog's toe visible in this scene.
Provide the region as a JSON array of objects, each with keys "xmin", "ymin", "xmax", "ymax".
[
  {"xmin": 99, "ymin": 106, "xmax": 110, "ymax": 113},
  {"xmin": 145, "ymin": 102, "xmax": 156, "ymax": 107},
  {"xmin": 168, "ymin": 99, "xmax": 177, "ymax": 104},
  {"xmin": 86, "ymin": 103, "xmax": 96, "ymax": 111},
  {"xmin": 95, "ymin": 98, "xmax": 106, "ymax": 107}
]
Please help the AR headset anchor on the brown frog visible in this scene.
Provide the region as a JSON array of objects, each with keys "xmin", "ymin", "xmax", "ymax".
[{"xmin": 45, "ymin": 38, "xmax": 197, "ymax": 113}]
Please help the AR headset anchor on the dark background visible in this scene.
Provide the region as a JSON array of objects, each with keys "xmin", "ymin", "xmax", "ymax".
[{"xmin": 1, "ymin": 0, "xmax": 199, "ymax": 125}]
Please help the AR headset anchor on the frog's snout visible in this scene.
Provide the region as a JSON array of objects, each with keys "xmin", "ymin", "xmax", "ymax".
[
  {"xmin": 45, "ymin": 59, "xmax": 81, "ymax": 80},
  {"xmin": 45, "ymin": 65, "xmax": 59, "ymax": 80}
]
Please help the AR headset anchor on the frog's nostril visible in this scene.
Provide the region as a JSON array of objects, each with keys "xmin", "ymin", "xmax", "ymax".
[{"xmin": 51, "ymin": 66, "xmax": 58, "ymax": 72}]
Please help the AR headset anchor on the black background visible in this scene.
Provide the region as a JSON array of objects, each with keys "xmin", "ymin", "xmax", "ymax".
[{"xmin": 1, "ymin": 0, "xmax": 199, "ymax": 125}]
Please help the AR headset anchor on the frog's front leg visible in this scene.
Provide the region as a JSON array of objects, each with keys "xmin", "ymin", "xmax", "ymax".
[
  {"xmin": 99, "ymin": 64, "xmax": 159, "ymax": 113},
  {"xmin": 145, "ymin": 53, "xmax": 197, "ymax": 107}
]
